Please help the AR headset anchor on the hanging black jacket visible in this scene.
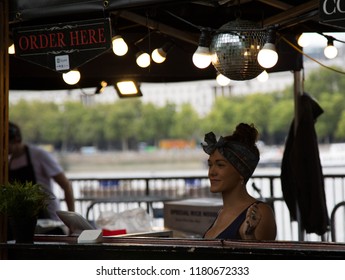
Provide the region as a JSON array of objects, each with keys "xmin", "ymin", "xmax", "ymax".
[{"xmin": 281, "ymin": 93, "xmax": 329, "ymax": 235}]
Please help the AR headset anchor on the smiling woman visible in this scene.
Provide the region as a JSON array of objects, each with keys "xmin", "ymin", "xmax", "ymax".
[{"xmin": 201, "ymin": 123, "xmax": 277, "ymax": 241}]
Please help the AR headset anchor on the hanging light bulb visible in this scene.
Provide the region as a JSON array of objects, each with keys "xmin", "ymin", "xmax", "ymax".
[
  {"xmin": 62, "ymin": 70, "xmax": 81, "ymax": 85},
  {"xmin": 8, "ymin": 43, "xmax": 15, "ymax": 54},
  {"xmin": 216, "ymin": 73, "xmax": 231, "ymax": 86},
  {"xmin": 192, "ymin": 29, "xmax": 212, "ymax": 69},
  {"xmin": 136, "ymin": 51, "xmax": 151, "ymax": 68},
  {"xmin": 257, "ymin": 70, "xmax": 269, "ymax": 82},
  {"xmin": 297, "ymin": 33, "xmax": 310, "ymax": 48},
  {"xmin": 192, "ymin": 47, "xmax": 211, "ymax": 68},
  {"xmin": 258, "ymin": 43, "xmax": 278, "ymax": 68},
  {"xmin": 112, "ymin": 35, "xmax": 128, "ymax": 56},
  {"xmin": 151, "ymin": 43, "xmax": 173, "ymax": 64},
  {"xmin": 95, "ymin": 81, "xmax": 108, "ymax": 94},
  {"xmin": 324, "ymin": 37, "xmax": 338, "ymax": 59},
  {"xmin": 151, "ymin": 48, "xmax": 167, "ymax": 63},
  {"xmin": 257, "ymin": 29, "xmax": 278, "ymax": 69}
]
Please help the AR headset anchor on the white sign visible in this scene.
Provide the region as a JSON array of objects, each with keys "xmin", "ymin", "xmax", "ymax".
[{"xmin": 55, "ymin": 55, "xmax": 70, "ymax": 71}]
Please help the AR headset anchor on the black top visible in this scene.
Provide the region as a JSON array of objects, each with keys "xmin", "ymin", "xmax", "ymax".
[{"xmin": 204, "ymin": 202, "xmax": 258, "ymax": 240}]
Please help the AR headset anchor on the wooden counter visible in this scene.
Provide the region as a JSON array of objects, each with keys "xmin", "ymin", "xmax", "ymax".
[{"xmin": 1, "ymin": 234, "xmax": 345, "ymax": 259}]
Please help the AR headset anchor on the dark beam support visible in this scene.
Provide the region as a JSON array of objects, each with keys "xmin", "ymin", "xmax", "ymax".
[
  {"xmin": 263, "ymin": 0, "xmax": 319, "ymax": 27},
  {"xmin": 258, "ymin": 0, "xmax": 292, "ymax": 10},
  {"xmin": 0, "ymin": 0, "xmax": 9, "ymax": 259},
  {"xmin": 115, "ymin": 10, "xmax": 199, "ymax": 46}
]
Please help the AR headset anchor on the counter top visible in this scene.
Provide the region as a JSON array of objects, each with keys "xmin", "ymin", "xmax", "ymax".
[{"xmin": 1, "ymin": 234, "xmax": 345, "ymax": 259}]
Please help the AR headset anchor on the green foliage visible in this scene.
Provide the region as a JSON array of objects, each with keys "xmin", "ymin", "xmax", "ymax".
[
  {"xmin": 335, "ymin": 111, "xmax": 345, "ymax": 140},
  {"xmin": 304, "ymin": 66, "xmax": 345, "ymax": 100},
  {"xmin": 267, "ymin": 99, "xmax": 294, "ymax": 143},
  {"xmin": 137, "ymin": 103, "xmax": 176, "ymax": 145},
  {"xmin": 201, "ymin": 96, "xmax": 242, "ymax": 135},
  {"xmin": 0, "ymin": 181, "xmax": 50, "ymax": 218},
  {"xmin": 317, "ymin": 92, "xmax": 345, "ymax": 142},
  {"xmin": 104, "ymin": 99, "xmax": 143, "ymax": 150},
  {"xmin": 170, "ymin": 103, "xmax": 200, "ymax": 139}
]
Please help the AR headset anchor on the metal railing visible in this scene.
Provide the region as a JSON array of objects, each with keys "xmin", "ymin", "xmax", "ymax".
[{"xmin": 53, "ymin": 173, "xmax": 345, "ymax": 242}]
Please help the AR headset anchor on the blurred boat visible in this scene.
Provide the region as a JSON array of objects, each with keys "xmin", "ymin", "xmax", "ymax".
[
  {"xmin": 320, "ymin": 143, "xmax": 345, "ymax": 167},
  {"xmin": 258, "ymin": 143, "xmax": 345, "ymax": 168}
]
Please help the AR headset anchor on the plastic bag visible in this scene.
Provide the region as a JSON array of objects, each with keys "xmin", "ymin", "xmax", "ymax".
[{"xmin": 95, "ymin": 208, "xmax": 152, "ymax": 234}]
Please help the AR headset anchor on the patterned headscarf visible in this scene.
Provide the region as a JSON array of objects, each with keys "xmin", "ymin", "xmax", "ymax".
[{"xmin": 201, "ymin": 132, "xmax": 259, "ymax": 182}]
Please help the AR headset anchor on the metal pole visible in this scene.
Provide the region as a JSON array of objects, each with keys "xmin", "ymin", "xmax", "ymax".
[{"xmin": 293, "ymin": 70, "xmax": 304, "ymax": 241}]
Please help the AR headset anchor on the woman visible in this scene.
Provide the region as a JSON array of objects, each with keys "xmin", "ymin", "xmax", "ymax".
[{"xmin": 202, "ymin": 123, "xmax": 276, "ymax": 240}]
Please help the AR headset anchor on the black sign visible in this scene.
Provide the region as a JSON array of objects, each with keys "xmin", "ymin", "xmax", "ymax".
[
  {"xmin": 320, "ymin": 0, "xmax": 345, "ymax": 29},
  {"xmin": 13, "ymin": 18, "xmax": 112, "ymax": 72}
]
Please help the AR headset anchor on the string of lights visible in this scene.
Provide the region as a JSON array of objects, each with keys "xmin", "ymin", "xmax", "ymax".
[
  {"xmin": 283, "ymin": 35, "xmax": 345, "ymax": 76},
  {"xmin": 7, "ymin": 13, "xmax": 345, "ymax": 88}
]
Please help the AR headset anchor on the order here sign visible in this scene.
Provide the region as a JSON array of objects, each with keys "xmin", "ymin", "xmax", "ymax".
[{"xmin": 13, "ymin": 18, "xmax": 112, "ymax": 72}]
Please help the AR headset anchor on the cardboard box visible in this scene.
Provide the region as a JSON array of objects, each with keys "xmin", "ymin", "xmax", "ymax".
[{"xmin": 164, "ymin": 198, "xmax": 222, "ymax": 236}]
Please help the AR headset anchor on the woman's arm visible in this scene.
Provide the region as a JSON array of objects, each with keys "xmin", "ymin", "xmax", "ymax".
[{"xmin": 240, "ymin": 202, "xmax": 277, "ymax": 240}]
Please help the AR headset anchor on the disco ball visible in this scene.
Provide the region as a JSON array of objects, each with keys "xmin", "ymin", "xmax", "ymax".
[{"xmin": 210, "ymin": 19, "xmax": 266, "ymax": 81}]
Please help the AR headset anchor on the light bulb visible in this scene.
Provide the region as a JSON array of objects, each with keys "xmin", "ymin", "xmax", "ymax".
[
  {"xmin": 257, "ymin": 43, "xmax": 278, "ymax": 69},
  {"xmin": 62, "ymin": 70, "xmax": 80, "ymax": 85},
  {"xmin": 95, "ymin": 81, "xmax": 108, "ymax": 94},
  {"xmin": 8, "ymin": 44, "xmax": 15, "ymax": 54},
  {"xmin": 257, "ymin": 70, "xmax": 269, "ymax": 82},
  {"xmin": 216, "ymin": 73, "xmax": 230, "ymax": 86},
  {"xmin": 297, "ymin": 33, "xmax": 310, "ymax": 47},
  {"xmin": 192, "ymin": 46, "xmax": 211, "ymax": 69},
  {"xmin": 324, "ymin": 44, "xmax": 338, "ymax": 59},
  {"xmin": 152, "ymin": 48, "xmax": 166, "ymax": 63},
  {"xmin": 117, "ymin": 81, "xmax": 138, "ymax": 95},
  {"xmin": 112, "ymin": 36, "xmax": 128, "ymax": 56},
  {"xmin": 136, "ymin": 52, "xmax": 150, "ymax": 68}
]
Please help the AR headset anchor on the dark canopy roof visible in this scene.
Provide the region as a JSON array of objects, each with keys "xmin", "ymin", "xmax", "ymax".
[{"xmin": 8, "ymin": 0, "xmax": 345, "ymax": 90}]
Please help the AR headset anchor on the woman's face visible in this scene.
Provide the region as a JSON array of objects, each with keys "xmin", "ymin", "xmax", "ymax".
[{"xmin": 207, "ymin": 149, "xmax": 243, "ymax": 193}]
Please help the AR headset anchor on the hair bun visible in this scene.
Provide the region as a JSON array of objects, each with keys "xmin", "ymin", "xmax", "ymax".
[{"xmin": 233, "ymin": 123, "xmax": 259, "ymax": 146}]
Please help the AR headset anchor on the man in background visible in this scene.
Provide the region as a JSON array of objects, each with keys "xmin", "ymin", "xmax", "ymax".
[{"xmin": 8, "ymin": 122, "xmax": 75, "ymax": 220}]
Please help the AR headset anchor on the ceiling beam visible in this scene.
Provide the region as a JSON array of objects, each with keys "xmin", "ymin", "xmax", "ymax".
[
  {"xmin": 115, "ymin": 10, "xmax": 199, "ymax": 46},
  {"xmin": 263, "ymin": 0, "xmax": 319, "ymax": 27},
  {"xmin": 117, "ymin": 1, "xmax": 320, "ymax": 43},
  {"xmin": 258, "ymin": 0, "xmax": 292, "ymax": 11}
]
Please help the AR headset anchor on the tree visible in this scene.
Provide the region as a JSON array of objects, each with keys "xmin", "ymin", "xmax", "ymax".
[
  {"xmin": 201, "ymin": 96, "xmax": 242, "ymax": 136},
  {"xmin": 170, "ymin": 103, "xmax": 200, "ymax": 139},
  {"xmin": 9, "ymin": 100, "xmax": 43, "ymax": 142},
  {"xmin": 59, "ymin": 102, "xmax": 87, "ymax": 150},
  {"xmin": 75, "ymin": 103, "xmax": 109, "ymax": 149},
  {"xmin": 267, "ymin": 99, "xmax": 294, "ymax": 144},
  {"xmin": 157, "ymin": 103, "xmax": 176, "ymax": 140},
  {"xmin": 335, "ymin": 111, "xmax": 345, "ymax": 141},
  {"xmin": 104, "ymin": 99, "xmax": 142, "ymax": 150},
  {"xmin": 316, "ymin": 92, "xmax": 345, "ymax": 143},
  {"xmin": 237, "ymin": 93, "xmax": 275, "ymax": 141},
  {"xmin": 304, "ymin": 66, "xmax": 345, "ymax": 100},
  {"xmin": 136, "ymin": 103, "xmax": 174, "ymax": 146}
]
